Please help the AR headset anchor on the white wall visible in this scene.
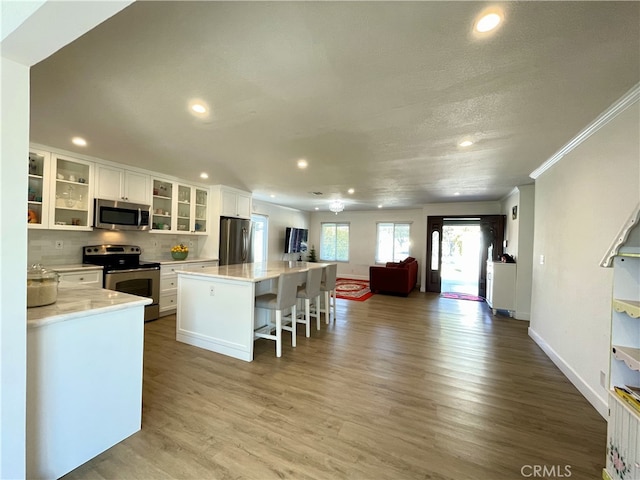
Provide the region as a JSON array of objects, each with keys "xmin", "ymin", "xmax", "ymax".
[
  {"xmin": 529, "ymin": 99, "xmax": 640, "ymax": 418},
  {"xmin": 309, "ymin": 209, "xmax": 424, "ymax": 280},
  {"xmin": 502, "ymin": 185, "xmax": 535, "ymax": 320},
  {"xmin": 252, "ymin": 201, "xmax": 310, "ymax": 262}
]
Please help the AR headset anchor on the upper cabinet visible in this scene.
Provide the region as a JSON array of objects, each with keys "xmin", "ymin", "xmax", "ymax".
[
  {"xmin": 218, "ymin": 186, "xmax": 252, "ymax": 219},
  {"xmin": 95, "ymin": 164, "xmax": 150, "ymax": 204},
  {"xmin": 28, "ymin": 149, "xmax": 51, "ymax": 229},
  {"xmin": 49, "ymin": 154, "xmax": 94, "ymax": 231},
  {"xmin": 151, "ymin": 179, "xmax": 208, "ymax": 235}
]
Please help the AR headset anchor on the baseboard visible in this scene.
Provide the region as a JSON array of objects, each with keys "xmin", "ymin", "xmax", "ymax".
[{"xmin": 528, "ymin": 327, "xmax": 607, "ymax": 419}]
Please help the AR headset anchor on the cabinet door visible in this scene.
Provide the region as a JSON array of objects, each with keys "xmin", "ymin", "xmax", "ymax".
[
  {"xmin": 123, "ymin": 170, "xmax": 150, "ymax": 204},
  {"xmin": 49, "ymin": 154, "xmax": 94, "ymax": 231},
  {"xmin": 194, "ymin": 188, "xmax": 208, "ymax": 234},
  {"xmin": 28, "ymin": 149, "xmax": 51, "ymax": 229},
  {"xmin": 151, "ymin": 178, "xmax": 174, "ymax": 233},
  {"xmin": 95, "ymin": 164, "xmax": 123, "ymax": 201},
  {"xmin": 220, "ymin": 189, "xmax": 237, "ymax": 217},
  {"xmin": 176, "ymin": 184, "xmax": 193, "ymax": 233},
  {"xmin": 236, "ymin": 192, "xmax": 252, "ymax": 219}
]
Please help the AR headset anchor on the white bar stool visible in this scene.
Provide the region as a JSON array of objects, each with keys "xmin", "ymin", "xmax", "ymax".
[
  {"xmin": 254, "ymin": 272, "xmax": 299, "ymax": 357},
  {"xmin": 319, "ymin": 263, "xmax": 337, "ymax": 323},
  {"xmin": 296, "ymin": 267, "xmax": 323, "ymax": 335}
]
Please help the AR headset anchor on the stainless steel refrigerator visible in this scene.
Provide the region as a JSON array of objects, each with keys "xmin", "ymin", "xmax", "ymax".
[{"xmin": 219, "ymin": 217, "xmax": 254, "ymax": 266}]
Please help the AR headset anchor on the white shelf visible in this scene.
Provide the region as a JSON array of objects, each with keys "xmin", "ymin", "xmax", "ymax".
[
  {"xmin": 614, "ymin": 299, "xmax": 640, "ymax": 318},
  {"xmin": 613, "ymin": 345, "xmax": 640, "ymax": 371}
]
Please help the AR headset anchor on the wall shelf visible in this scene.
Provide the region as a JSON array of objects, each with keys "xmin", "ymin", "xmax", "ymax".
[
  {"xmin": 614, "ymin": 299, "xmax": 640, "ymax": 319},
  {"xmin": 613, "ymin": 345, "xmax": 640, "ymax": 372}
]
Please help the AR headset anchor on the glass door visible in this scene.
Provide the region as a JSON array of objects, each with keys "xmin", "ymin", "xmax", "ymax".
[
  {"xmin": 176, "ymin": 184, "xmax": 192, "ymax": 233},
  {"xmin": 194, "ymin": 188, "xmax": 208, "ymax": 234},
  {"xmin": 151, "ymin": 179, "xmax": 173, "ymax": 232},
  {"xmin": 50, "ymin": 154, "xmax": 93, "ymax": 230},
  {"xmin": 28, "ymin": 149, "xmax": 50, "ymax": 228}
]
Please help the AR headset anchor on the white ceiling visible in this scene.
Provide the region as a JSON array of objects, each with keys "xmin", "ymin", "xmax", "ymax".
[{"xmin": 29, "ymin": 1, "xmax": 639, "ymax": 212}]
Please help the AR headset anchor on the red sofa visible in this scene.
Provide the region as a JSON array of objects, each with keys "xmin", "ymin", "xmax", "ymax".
[{"xmin": 369, "ymin": 257, "xmax": 418, "ymax": 296}]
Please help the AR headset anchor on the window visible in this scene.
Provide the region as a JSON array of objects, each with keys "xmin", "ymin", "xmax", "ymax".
[
  {"xmin": 376, "ymin": 222, "xmax": 411, "ymax": 263},
  {"xmin": 251, "ymin": 214, "xmax": 268, "ymax": 263},
  {"xmin": 320, "ymin": 222, "xmax": 349, "ymax": 262}
]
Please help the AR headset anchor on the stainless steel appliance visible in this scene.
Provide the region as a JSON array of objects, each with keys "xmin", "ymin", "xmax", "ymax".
[
  {"xmin": 94, "ymin": 198, "xmax": 151, "ymax": 231},
  {"xmin": 83, "ymin": 244, "xmax": 160, "ymax": 321},
  {"xmin": 219, "ymin": 217, "xmax": 253, "ymax": 266}
]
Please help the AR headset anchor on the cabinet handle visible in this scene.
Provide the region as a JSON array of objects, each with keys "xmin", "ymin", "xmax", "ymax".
[{"xmin": 79, "ymin": 277, "xmax": 84, "ymax": 281}]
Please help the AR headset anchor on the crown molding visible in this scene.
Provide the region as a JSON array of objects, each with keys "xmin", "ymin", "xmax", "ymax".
[{"xmin": 530, "ymin": 83, "xmax": 640, "ymax": 180}]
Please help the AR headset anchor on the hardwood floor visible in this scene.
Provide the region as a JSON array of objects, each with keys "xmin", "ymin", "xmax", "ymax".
[{"xmin": 64, "ymin": 292, "xmax": 605, "ymax": 480}]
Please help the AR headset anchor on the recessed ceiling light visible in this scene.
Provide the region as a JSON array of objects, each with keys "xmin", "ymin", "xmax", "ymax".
[
  {"xmin": 315, "ymin": 207, "xmax": 319, "ymax": 211},
  {"xmin": 459, "ymin": 140, "xmax": 473, "ymax": 147},
  {"xmin": 191, "ymin": 104, "xmax": 207, "ymax": 114},
  {"xmin": 378, "ymin": 205, "xmax": 383, "ymax": 209},
  {"xmin": 454, "ymin": 192, "xmax": 461, "ymax": 196},
  {"xmin": 347, "ymin": 188, "xmax": 355, "ymax": 194},
  {"xmin": 199, "ymin": 172, "xmax": 209, "ymax": 179},
  {"xmin": 474, "ymin": 10, "xmax": 503, "ymax": 33},
  {"xmin": 270, "ymin": 194, "xmax": 276, "ymax": 198},
  {"xmin": 297, "ymin": 159, "xmax": 308, "ymax": 169},
  {"xmin": 72, "ymin": 137, "xmax": 87, "ymax": 147}
]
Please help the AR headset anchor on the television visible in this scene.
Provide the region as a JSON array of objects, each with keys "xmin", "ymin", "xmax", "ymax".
[{"xmin": 284, "ymin": 227, "xmax": 308, "ymax": 253}]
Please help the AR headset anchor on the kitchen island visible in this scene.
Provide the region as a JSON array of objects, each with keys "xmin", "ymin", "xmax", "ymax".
[
  {"xmin": 176, "ymin": 261, "xmax": 328, "ymax": 361},
  {"xmin": 27, "ymin": 285, "xmax": 151, "ymax": 479}
]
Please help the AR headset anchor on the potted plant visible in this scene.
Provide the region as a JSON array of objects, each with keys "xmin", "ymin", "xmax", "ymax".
[{"xmin": 307, "ymin": 245, "xmax": 317, "ymax": 262}]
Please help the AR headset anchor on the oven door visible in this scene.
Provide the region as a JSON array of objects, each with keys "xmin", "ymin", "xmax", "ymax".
[{"xmin": 104, "ymin": 267, "xmax": 160, "ymax": 321}]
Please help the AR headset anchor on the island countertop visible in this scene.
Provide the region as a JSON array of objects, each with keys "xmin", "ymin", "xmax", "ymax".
[
  {"xmin": 27, "ymin": 285, "xmax": 152, "ymax": 329},
  {"xmin": 177, "ymin": 260, "xmax": 327, "ymax": 282}
]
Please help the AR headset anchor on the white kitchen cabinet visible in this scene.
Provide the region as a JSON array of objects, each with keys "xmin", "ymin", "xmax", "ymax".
[
  {"xmin": 602, "ymin": 204, "xmax": 640, "ymax": 480},
  {"xmin": 49, "ymin": 153, "xmax": 94, "ymax": 231},
  {"xmin": 27, "ymin": 148, "xmax": 51, "ymax": 229},
  {"xmin": 485, "ymin": 261, "xmax": 516, "ymax": 316},
  {"xmin": 95, "ymin": 164, "xmax": 150, "ymax": 204},
  {"xmin": 159, "ymin": 260, "xmax": 218, "ymax": 316},
  {"xmin": 219, "ymin": 186, "xmax": 252, "ymax": 219},
  {"xmin": 152, "ymin": 180, "xmax": 208, "ymax": 235}
]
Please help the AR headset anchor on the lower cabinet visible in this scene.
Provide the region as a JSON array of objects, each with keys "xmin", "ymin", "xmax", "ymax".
[
  {"xmin": 486, "ymin": 261, "xmax": 516, "ymax": 316},
  {"xmin": 605, "ymin": 393, "xmax": 640, "ymax": 480},
  {"xmin": 57, "ymin": 270, "xmax": 102, "ymax": 287},
  {"xmin": 160, "ymin": 260, "xmax": 218, "ymax": 316}
]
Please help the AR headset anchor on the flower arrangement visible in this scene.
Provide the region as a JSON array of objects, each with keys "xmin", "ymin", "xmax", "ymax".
[{"xmin": 171, "ymin": 243, "xmax": 189, "ymax": 260}]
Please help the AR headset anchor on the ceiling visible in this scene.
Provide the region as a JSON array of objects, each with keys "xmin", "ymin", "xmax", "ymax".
[{"xmin": 29, "ymin": 1, "xmax": 640, "ymax": 212}]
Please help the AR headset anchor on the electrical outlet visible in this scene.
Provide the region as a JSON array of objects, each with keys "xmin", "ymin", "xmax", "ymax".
[
  {"xmin": 209, "ymin": 286, "xmax": 215, "ymax": 296},
  {"xmin": 539, "ymin": 254, "xmax": 545, "ymax": 265},
  {"xmin": 55, "ymin": 240, "xmax": 63, "ymax": 250},
  {"xmin": 188, "ymin": 241, "xmax": 194, "ymax": 248},
  {"xmin": 152, "ymin": 240, "xmax": 158, "ymax": 248}
]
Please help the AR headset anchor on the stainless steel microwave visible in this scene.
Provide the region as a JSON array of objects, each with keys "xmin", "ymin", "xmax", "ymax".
[{"xmin": 93, "ymin": 199, "xmax": 151, "ymax": 231}]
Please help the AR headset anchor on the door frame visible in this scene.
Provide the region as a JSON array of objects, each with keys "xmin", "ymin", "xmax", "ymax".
[{"xmin": 426, "ymin": 215, "xmax": 505, "ymax": 296}]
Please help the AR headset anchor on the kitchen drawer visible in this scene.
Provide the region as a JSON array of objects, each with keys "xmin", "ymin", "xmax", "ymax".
[
  {"xmin": 160, "ymin": 292, "xmax": 177, "ymax": 313},
  {"xmin": 162, "ymin": 264, "xmax": 183, "ymax": 275},
  {"xmin": 58, "ymin": 270, "xmax": 102, "ymax": 286},
  {"xmin": 160, "ymin": 275, "xmax": 178, "ymax": 291}
]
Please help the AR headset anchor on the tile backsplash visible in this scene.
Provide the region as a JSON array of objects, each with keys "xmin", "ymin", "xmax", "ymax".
[{"xmin": 28, "ymin": 229, "xmax": 202, "ymax": 266}]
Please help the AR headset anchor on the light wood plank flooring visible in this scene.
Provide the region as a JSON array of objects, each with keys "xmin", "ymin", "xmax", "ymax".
[{"xmin": 64, "ymin": 291, "xmax": 605, "ymax": 480}]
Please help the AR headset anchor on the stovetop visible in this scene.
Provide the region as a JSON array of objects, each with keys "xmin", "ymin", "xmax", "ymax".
[{"xmin": 82, "ymin": 244, "xmax": 160, "ymax": 270}]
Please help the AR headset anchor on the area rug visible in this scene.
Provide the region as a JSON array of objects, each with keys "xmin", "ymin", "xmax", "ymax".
[
  {"xmin": 335, "ymin": 278, "xmax": 373, "ymax": 301},
  {"xmin": 441, "ymin": 292, "xmax": 485, "ymax": 302}
]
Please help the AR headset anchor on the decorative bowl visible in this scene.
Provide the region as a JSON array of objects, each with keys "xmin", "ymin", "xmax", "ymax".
[{"xmin": 171, "ymin": 251, "xmax": 188, "ymax": 261}]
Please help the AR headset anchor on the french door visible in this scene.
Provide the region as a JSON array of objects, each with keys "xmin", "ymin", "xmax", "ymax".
[{"xmin": 426, "ymin": 215, "xmax": 505, "ymax": 297}]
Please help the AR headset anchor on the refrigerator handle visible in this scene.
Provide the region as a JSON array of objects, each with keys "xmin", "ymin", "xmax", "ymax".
[{"xmin": 242, "ymin": 227, "xmax": 248, "ymax": 261}]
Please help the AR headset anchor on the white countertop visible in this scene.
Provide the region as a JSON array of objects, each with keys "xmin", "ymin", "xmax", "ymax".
[
  {"xmin": 142, "ymin": 256, "xmax": 218, "ymax": 265},
  {"xmin": 46, "ymin": 264, "xmax": 104, "ymax": 273},
  {"xmin": 178, "ymin": 261, "xmax": 329, "ymax": 282},
  {"xmin": 27, "ymin": 285, "xmax": 152, "ymax": 329}
]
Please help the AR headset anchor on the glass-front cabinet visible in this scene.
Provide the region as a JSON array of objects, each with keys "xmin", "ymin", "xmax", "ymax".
[
  {"xmin": 49, "ymin": 154, "xmax": 93, "ymax": 230},
  {"xmin": 176, "ymin": 184, "xmax": 192, "ymax": 233},
  {"xmin": 194, "ymin": 188, "xmax": 208, "ymax": 234},
  {"xmin": 28, "ymin": 149, "xmax": 51, "ymax": 229},
  {"xmin": 151, "ymin": 178, "xmax": 174, "ymax": 232}
]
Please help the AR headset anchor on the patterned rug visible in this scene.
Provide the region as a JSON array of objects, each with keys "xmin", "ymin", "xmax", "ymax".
[
  {"xmin": 335, "ymin": 278, "xmax": 373, "ymax": 301},
  {"xmin": 441, "ymin": 292, "xmax": 485, "ymax": 302}
]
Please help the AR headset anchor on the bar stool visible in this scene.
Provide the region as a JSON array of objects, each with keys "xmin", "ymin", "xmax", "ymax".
[
  {"xmin": 295, "ymin": 267, "xmax": 323, "ymax": 335},
  {"xmin": 319, "ymin": 263, "xmax": 337, "ymax": 324},
  {"xmin": 254, "ymin": 272, "xmax": 299, "ymax": 357}
]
